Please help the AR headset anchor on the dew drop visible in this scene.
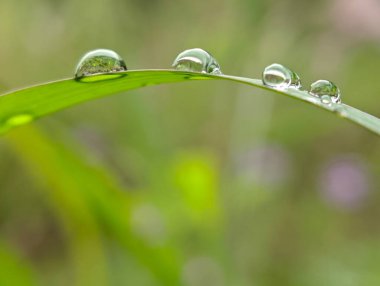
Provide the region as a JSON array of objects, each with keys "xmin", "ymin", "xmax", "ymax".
[
  {"xmin": 75, "ymin": 49, "xmax": 127, "ymax": 81},
  {"xmin": 172, "ymin": 48, "xmax": 222, "ymax": 75},
  {"xmin": 310, "ymin": 80, "xmax": 341, "ymax": 104},
  {"xmin": 320, "ymin": 95, "xmax": 332, "ymax": 105},
  {"xmin": 262, "ymin": 63, "xmax": 301, "ymax": 89}
]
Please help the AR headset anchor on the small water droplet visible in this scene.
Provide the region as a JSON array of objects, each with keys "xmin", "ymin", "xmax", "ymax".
[
  {"xmin": 6, "ymin": 114, "xmax": 33, "ymax": 127},
  {"xmin": 75, "ymin": 49, "xmax": 127, "ymax": 81},
  {"xmin": 310, "ymin": 80, "xmax": 341, "ymax": 104},
  {"xmin": 172, "ymin": 48, "xmax": 222, "ymax": 75},
  {"xmin": 262, "ymin": 63, "xmax": 301, "ymax": 89},
  {"xmin": 320, "ymin": 95, "xmax": 332, "ymax": 105}
]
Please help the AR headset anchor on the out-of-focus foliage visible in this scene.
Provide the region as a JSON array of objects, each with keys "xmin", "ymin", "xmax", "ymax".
[{"xmin": 0, "ymin": 0, "xmax": 379, "ymax": 285}]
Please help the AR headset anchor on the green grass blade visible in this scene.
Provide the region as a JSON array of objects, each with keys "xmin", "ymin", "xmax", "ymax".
[{"xmin": 0, "ymin": 70, "xmax": 379, "ymax": 135}]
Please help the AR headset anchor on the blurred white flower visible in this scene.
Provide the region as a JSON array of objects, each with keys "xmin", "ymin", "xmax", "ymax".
[
  {"xmin": 131, "ymin": 204, "xmax": 167, "ymax": 245},
  {"xmin": 182, "ymin": 256, "xmax": 224, "ymax": 286}
]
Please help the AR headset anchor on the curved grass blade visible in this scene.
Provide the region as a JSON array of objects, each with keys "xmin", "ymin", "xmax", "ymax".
[{"xmin": 0, "ymin": 70, "xmax": 379, "ymax": 135}]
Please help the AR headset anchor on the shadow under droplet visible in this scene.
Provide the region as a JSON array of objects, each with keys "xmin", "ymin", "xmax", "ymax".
[{"xmin": 75, "ymin": 73, "xmax": 127, "ymax": 83}]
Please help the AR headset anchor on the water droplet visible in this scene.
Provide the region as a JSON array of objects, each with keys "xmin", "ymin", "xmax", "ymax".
[
  {"xmin": 6, "ymin": 114, "xmax": 33, "ymax": 127},
  {"xmin": 172, "ymin": 48, "xmax": 222, "ymax": 75},
  {"xmin": 310, "ymin": 80, "xmax": 341, "ymax": 104},
  {"xmin": 262, "ymin": 63, "xmax": 301, "ymax": 89},
  {"xmin": 75, "ymin": 49, "xmax": 127, "ymax": 81},
  {"xmin": 321, "ymin": 95, "xmax": 332, "ymax": 105}
]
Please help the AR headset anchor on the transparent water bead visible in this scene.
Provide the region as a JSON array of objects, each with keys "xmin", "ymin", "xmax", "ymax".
[
  {"xmin": 172, "ymin": 48, "xmax": 222, "ymax": 75},
  {"xmin": 321, "ymin": 95, "xmax": 332, "ymax": 105},
  {"xmin": 262, "ymin": 63, "xmax": 301, "ymax": 89},
  {"xmin": 310, "ymin": 80, "xmax": 341, "ymax": 104},
  {"xmin": 75, "ymin": 49, "xmax": 127, "ymax": 81}
]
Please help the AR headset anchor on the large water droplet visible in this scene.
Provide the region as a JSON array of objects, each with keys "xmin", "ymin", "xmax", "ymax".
[
  {"xmin": 75, "ymin": 49, "xmax": 127, "ymax": 81},
  {"xmin": 262, "ymin": 63, "xmax": 301, "ymax": 89},
  {"xmin": 172, "ymin": 48, "xmax": 222, "ymax": 75},
  {"xmin": 310, "ymin": 80, "xmax": 341, "ymax": 104}
]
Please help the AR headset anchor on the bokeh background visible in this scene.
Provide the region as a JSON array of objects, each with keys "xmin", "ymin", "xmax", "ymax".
[{"xmin": 1, "ymin": 0, "xmax": 380, "ymax": 285}]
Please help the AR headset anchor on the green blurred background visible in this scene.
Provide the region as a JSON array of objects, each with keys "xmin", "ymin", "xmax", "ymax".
[{"xmin": 1, "ymin": 0, "xmax": 380, "ymax": 285}]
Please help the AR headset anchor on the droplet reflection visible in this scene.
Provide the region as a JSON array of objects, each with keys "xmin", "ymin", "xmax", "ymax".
[
  {"xmin": 75, "ymin": 49, "xmax": 127, "ymax": 81},
  {"xmin": 310, "ymin": 79, "xmax": 341, "ymax": 104}
]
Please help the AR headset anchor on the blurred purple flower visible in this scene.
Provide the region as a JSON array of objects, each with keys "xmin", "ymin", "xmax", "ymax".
[
  {"xmin": 319, "ymin": 156, "xmax": 371, "ymax": 210},
  {"xmin": 332, "ymin": 0, "xmax": 380, "ymax": 40}
]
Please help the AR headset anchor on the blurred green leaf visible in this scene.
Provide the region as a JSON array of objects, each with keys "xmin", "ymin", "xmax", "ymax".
[
  {"xmin": 0, "ymin": 242, "xmax": 36, "ymax": 286},
  {"xmin": 6, "ymin": 126, "xmax": 181, "ymax": 285},
  {"xmin": 0, "ymin": 70, "xmax": 379, "ymax": 135}
]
